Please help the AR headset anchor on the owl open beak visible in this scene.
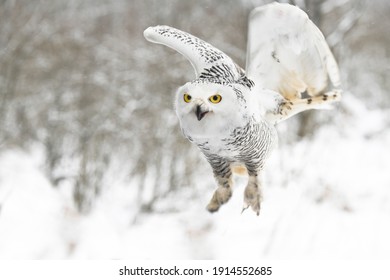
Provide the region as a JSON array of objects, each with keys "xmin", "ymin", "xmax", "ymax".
[{"xmin": 195, "ymin": 105, "xmax": 209, "ymax": 121}]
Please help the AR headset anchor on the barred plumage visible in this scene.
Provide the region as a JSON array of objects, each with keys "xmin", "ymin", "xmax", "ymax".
[
  {"xmin": 144, "ymin": 2, "xmax": 341, "ymax": 215},
  {"xmin": 201, "ymin": 117, "xmax": 276, "ymax": 175}
]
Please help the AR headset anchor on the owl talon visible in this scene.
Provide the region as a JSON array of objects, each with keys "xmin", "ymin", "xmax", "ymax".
[
  {"xmin": 244, "ymin": 177, "xmax": 262, "ymax": 215},
  {"xmin": 244, "ymin": 197, "xmax": 261, "ymax": 215},
  {"xmin": 241, "ymin": 204, "xmax": 250, "ymax": 214},
  {"xmin": 242, "ymin": 201, "xmax": 260, "ymax": 215}
]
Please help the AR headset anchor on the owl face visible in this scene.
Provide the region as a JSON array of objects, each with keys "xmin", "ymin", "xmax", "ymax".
[{"xmin": 175, "ymin": 82, "xmax": 249, "ymax": 139}]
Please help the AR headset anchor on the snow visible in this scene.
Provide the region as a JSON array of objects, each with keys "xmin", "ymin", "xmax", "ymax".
[
  {"xmin": 0, "ymin": 98, "xmax": 389, "ymax": 259},
  {"xmin": 0, "ymin": 150, "xmax": 68, "ymax": 258}
]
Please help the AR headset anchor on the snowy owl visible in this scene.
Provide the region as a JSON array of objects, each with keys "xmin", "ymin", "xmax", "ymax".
[{"xmin": 144, "ymin": 2, "xmax": 341, "ymax": 215}]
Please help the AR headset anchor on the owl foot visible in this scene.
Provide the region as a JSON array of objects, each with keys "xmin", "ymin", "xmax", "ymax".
[
  {"xmin": 241, "ymin": 204, "xmax": 250, "ymax": 214},
  {"xmin": 206, "ymin": 186, "xmax": 232, "ymax": 213},
  {"xmin": 243, "ymin": 181, "xmax": 262, "ymax": 216}
]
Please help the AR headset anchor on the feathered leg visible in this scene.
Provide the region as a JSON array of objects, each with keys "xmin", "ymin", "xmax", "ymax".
[
  {"xmin": 206, "ymin": 160, "xmax": 233, "ymax": 213},
  {"xmin": 242, "ymin": 173, "xmax": 263, "ymax": 216}
]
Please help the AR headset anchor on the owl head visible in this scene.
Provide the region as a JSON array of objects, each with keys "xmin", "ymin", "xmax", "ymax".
[
  {"xmin": 143, "ymin": 25, "xmax": 257, "ymax": 137},
  {"xmin": 175, "ymin": 81, "xmax": 250, "ymax": 139}
]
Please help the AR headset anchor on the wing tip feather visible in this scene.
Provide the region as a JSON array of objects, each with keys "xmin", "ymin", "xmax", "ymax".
[
  {"xmin": 143, "ymin": 25, "xmax": 165, "ymax": 43},
  {"xmin": 250, "ymin": 2, "xmax": 308, "ymax": 21}
]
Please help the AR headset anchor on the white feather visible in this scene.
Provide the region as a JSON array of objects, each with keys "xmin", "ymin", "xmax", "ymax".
[
  {"xmin": 246, "ymin": 2, "xmax": 340, "ymax": 99},
  {"xmin": 144, "ymin": 25, "xmax": 243, "ymax": 81}
]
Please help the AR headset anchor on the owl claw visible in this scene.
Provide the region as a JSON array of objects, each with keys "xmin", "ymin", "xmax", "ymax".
[
  {"xmin": 241, "ymin": 204, "xmax": 250, "ymax": 214},
  {"xmin": 249, "ymin": 199, "xmax": 261, "ymax": 215},
  {"xmin": 244, "ymin": 179, "xmax": 262, "ymax": 215}
]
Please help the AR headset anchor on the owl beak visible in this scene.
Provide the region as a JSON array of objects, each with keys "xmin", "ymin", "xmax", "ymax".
[{"xmin": 195, "ymin": 105, "xmax": 209, "ymax": 121}]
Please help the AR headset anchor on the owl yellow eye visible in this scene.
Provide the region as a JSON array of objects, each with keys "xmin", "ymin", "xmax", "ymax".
[
  {"xmin": 209, "ymin": 94, "xmax": 222, "ymax": 104},
  {"xmin": 183, "ymin": 93, "xmax": 192, "ymax": 103}
]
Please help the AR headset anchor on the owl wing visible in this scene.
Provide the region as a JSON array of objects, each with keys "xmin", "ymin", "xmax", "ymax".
[
  {"xmin": 246, "ymin": 2, "xmax": 340, "ymax": 100},
  {"xmin": 144, "ymin": 25, "xmax": 245, "ymax": 83}
]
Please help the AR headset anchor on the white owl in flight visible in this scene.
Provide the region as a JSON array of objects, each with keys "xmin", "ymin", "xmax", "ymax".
[{"xmin": 144, "ymin": 2, "xmax": 341, "ymax": 215}]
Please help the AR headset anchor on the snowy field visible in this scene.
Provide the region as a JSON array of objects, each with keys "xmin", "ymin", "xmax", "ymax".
[{"xmin": 1, "ymin": 94, "xmax": 389, "ymax": 259}]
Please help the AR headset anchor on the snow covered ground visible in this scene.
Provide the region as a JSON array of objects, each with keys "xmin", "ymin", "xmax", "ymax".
[{"xmin": 0, "ymin": 95, "xmax": 389, "ymax": 259}]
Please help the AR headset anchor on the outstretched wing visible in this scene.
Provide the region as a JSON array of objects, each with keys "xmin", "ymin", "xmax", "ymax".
[
  {"xmin": 144, "ymin": 25, "xmax": 245, "ymax": 84},
  {"xmin": 246, "ymin": 2, "xmax": 340, "ymax": 99}
]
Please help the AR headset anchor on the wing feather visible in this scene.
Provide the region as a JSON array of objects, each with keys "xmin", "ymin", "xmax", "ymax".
[
  {"xmin": 246, "ymin": 3, "xmax": 340, "ymax": 99},
  {"xmin": 144, "ymin": 25, "xmax": 244, "ymax": 83}
]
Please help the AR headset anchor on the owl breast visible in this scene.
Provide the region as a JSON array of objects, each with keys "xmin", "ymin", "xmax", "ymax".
[{"xmin": 192, "ymin": 117, "xmax": 277, "ymax": 171}]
